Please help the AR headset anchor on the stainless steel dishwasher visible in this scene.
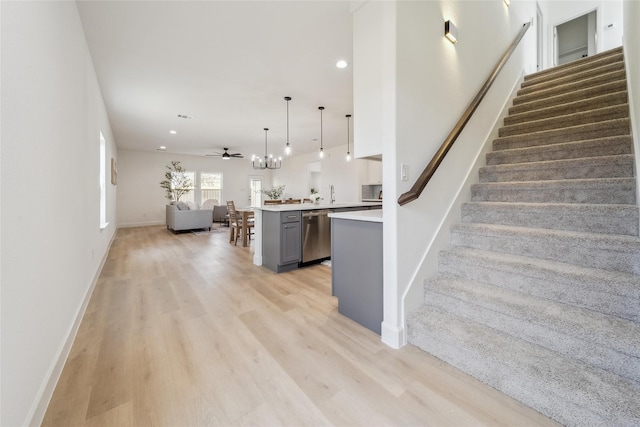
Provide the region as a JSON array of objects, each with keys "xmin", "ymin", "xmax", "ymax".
[{"xmin": 301, "ymin": 209, "xmax": 331, "ymax": 264}]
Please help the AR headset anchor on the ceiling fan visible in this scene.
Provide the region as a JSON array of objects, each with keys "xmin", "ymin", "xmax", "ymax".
[{"xmin": 206, "ymin": 147, "xmax": 244, "ymax": 160}]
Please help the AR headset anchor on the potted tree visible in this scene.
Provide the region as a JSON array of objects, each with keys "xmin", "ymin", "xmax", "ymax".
[{"xmin": 160, "ymin": 160, "xmax": 192, "ymax": 203}]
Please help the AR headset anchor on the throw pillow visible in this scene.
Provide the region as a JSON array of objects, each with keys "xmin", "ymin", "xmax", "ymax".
[
  {"xmin": 187, "ymin": 201, "xmax": 199, "ymax": 210},
  {"xmin": 176, "ymin": 201, "xmax": 189, "ymax": 210}
]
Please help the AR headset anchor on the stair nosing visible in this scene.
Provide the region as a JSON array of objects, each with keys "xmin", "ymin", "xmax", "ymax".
[
  {"xmin": 505, "ymin": 91, "xmax": 629, "ymax": 125},
  {"xmin": 514, "ymin": 70, "xmax": 627, "ymax": 105},
  {"xmin": 523, "ymin": 47, "xmax": 623, "ymax": 82},
  {"xmin": 499, "ymin": 104, "xmax": 630, "ymax": 137},
  {"xmin": 520, "ymin": 61, "xmax": 626, "ymax": 94},
  {"xmin": 425, "ymin": 274, "xmax": 640, "ymax": 360},
  {"xmin": 408, "ymin": 304, "xmax": 640, "ymax": 426}
]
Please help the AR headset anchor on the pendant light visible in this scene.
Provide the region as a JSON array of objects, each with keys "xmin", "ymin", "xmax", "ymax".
[
  {"xmin": 345, "ymin": 114, "xmax": 352, "ymax": 162},
  {"xmin": 318, "ymin": 106, "xmax": 325, "ymax": 159},
  {"xmin": 252, "ymin": 128, "xmax": 281, "ymax": 170},
  {"xmin": 284, "ymin": 96, "xmax": 292, "ymax": 156}
]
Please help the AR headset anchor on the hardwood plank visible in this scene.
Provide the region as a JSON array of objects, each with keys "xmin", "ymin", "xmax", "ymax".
[{"xmin": 42, "ymin": 224, "xmax": 559, "ymax": 426}]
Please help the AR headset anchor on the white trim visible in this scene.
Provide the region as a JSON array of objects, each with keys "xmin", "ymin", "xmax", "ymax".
[
  {"xmin": 28, "ymin": 233, "xmax": 116, "ymax": 427},
  {"xmin": 381, "ymin": 321, "xmax": 404, "ymax": 349},
  {"xmin": 117, "ymin": 220, "xmax": 165, "ymax": 228}
]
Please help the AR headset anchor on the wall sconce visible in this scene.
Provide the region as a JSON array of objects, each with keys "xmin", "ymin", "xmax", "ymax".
[{"xmin": 444, "ymin": 20, "xmax": 458, "ymax": 44}]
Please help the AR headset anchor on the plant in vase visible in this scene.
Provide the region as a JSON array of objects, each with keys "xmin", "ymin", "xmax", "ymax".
[
  {"xmin": 309, "ymin": 188, "xmax": 322, "ymax": 205},
  {"xmin": 261, "ymin": 185, "xmax": 286, "ymax": 200}
]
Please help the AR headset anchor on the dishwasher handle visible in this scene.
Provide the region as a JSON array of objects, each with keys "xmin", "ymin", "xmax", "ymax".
[{"xmin": 302, "ymin": 210, "xmax": 331, "ymax": 218}]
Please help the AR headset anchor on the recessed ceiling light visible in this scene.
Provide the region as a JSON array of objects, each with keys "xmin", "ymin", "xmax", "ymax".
[
  {"xmin": 169, "ymin": 130, "xmax": 177, "ymax": 134},
  {"xmin": 157, "ymin": 146, "xmax": 166, "ymax": 151},
  {"xmin": 336, "ymin": 60, "xmax": 348, "ymax": 69}
]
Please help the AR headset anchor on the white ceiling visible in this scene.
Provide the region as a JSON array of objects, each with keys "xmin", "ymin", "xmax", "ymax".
[{"xmin": 77, "ymin": 1, "xmax": 354, "ymax": 159}]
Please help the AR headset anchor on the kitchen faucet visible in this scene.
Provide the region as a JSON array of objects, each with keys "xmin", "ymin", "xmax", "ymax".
[{"xmin": 330, "ymin": 185, "xmax": 335, "ymax": 204}]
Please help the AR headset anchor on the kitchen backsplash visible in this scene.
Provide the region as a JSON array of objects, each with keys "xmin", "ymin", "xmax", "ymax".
[{"xmin": 361, "ymin": 184, "xmax": 382, "ymax": 201}]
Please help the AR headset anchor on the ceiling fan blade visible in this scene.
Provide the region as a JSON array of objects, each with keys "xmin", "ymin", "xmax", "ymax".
[{"xmin": 205, "ymin": 148, "xmax": 243, "ymax": 158}]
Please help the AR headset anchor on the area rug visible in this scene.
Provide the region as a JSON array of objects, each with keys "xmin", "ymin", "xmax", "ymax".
[{"xmin": 192, "ymin": 225, "xmax": 228, "ymax": 235}]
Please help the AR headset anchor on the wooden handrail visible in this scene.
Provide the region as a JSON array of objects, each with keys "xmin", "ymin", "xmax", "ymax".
[{"xmin": 398, "ymin": 22, "xmax": 531, "ymax": 206}]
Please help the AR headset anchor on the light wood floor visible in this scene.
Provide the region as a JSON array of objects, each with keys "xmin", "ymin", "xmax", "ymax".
[{"xmin": 42, "ymin": 224, "xmax": 559, "ymax": 426}]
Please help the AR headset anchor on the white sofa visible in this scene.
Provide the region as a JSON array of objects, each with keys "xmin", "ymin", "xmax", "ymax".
[{"xmin": 166, "ymin": 204, "xmax": 213, "ymax": 232}]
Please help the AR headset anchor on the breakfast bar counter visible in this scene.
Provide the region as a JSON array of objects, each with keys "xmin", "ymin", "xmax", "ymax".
[{"xmin": 328, "ymin": 209, "xmax": 383, "ymax": 334}]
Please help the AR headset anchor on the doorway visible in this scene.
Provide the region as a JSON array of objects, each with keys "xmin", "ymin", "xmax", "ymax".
[
  {"xmin": 308, "ymin": 161, "xmax": 321, "ymax": 196},
  {"xmin": 536, "ymin": 3, "xmax": 543, "ymax": 71},
  {"xmin": 554, "ymin": 10, "xmax": 597, "ymax": 66},
  {"xmin": 250, "ymin": 177, "xmax": 262, "ymax": 207}
]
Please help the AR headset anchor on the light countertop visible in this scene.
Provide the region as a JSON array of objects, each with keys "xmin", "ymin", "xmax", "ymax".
[
  {"xmin": 255, "ymin": 202, "xmax": 382, "ymax": 212},
  {"xmin": 329, "ymin": 209, "xmax": 383, "ymax": 223}
]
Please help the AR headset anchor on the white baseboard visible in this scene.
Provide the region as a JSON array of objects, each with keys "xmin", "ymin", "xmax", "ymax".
[
  {"xmin": 117, "ymin": 220, "xmax": 164, "ymax": 228},
  {"xmin": 28, "ymin": 233, "xmax": 115, "ymax": 427},
  {"xmin": 381, "ymin": 321, "xmax": 405, "ymax": 349}
]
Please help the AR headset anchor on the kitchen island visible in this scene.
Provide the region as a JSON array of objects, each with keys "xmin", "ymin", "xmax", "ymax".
[
  {"xmin": 252, "ymin": 202, "xmax": 381, "ymax": 272},
  {"xmin": 329, "ymin": 209, "xmax": 383, "ymax": 334}
]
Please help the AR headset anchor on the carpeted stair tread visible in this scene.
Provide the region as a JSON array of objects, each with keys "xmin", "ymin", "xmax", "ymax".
[
  {"xmin": 487, "ymin": 135, "xmax": 632, "ymax": 166},
  {"xmin": 479, "ymin": 154, "xmax": 634, "ymax": 182},
  {"xmin": 471, "ymin": 177, "xmax": 637, "ymax": 204},
  {"xmin": 461, "ymin": 201, "xmax": 639, "ymax": 235},
  {"xmin": 523, "ymin": 47, "xmax": 623, "ymax": 84},
  {"xmin": 438, "ymin": 246, "xmax": 640, "ymax": 322},
  {"xmin": 424, "ymin": 274, "xmax": 640, "ymax": 380},
  {"xmin": 450, "ymin": 222, "xmax": 640, "ymax": 274},
  {"xmin": 505, "ymin": 91, "xmax": 628, "ymax": 126},
  {"xmin": 510, "ymin": 80, "xmax": 628, "ymax": 116},
  {"xmin": 407, "ymin": 305, "xmax": 640, "ymax": 427},
  {"xmin": 499, "ymin": 104, "xmax": 629, "ymax": 137},
  {"xmin": 493, "ymin": 118, "xmax": 630, "ymax": 151},
  {"xmin": 514, "ymin": 69, "xmax": 627, "ymax": 106},
  {"xmin": 519, "ymin": 60, "xmax": 625, "ymax": 96}
]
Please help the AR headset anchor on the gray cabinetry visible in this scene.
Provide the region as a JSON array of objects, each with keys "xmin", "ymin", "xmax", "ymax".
[
  {"xmin": 263, "ymin": 210, "xmax": 301, "ymax": 273},
  {"xmin": 331, "ymin": 217, "xmax": 383, "ymax": 334},
  {"xmin": 281, "ymin": 212, "xmax": 301, "ymax": 265}
]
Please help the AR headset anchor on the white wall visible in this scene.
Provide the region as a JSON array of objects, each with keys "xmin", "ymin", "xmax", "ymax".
[
  {"xmin": 354, "ymin": 0, "xmax": 540, "ymax": 347},
  {"xmin": 353, "ymin": 0, "xmax": 386, "ymax": 158},
  {"xmin": 623, "ymin": 0, "xmax": 640, "ymax": 215},
  {"xmin": 117, "ymin": 150, "xmax": 273, "ymax": 227},
  {"xmin": 272, "ymin": 144, "xmax": 370, "ymax": 204},
  {"xmin": 1, "ymin": 2, "xmax": 117, "ymax": 426}
]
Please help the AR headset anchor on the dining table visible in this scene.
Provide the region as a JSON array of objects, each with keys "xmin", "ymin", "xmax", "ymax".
[{"xmin": 235, "ymin": 207, "xmax": 255, "ymax": 247}]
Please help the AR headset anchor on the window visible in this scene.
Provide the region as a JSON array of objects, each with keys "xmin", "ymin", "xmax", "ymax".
[
  {"xmin": 99, "ymin": 132, "xmax": 108, "ymax": 229},
  {"xmin": 175, "ymin": 171, "xmax": 196, "ymax": 203},
  {"xmin": 201, "ymin": 172, "xmax": 223, "ymax": 203},
  {"xmin": 175, "ymin": 171, "xmax": 223, "ymax": 205}
]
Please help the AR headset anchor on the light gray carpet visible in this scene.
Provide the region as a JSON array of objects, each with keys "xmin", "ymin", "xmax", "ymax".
[{"xmin": 407, "ymin": 46, "xmax": 640, "ymax": 426}]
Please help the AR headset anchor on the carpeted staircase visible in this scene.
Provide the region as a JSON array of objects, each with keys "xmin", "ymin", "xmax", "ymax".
[{"xmin": 407, "ymin": 46, "xmax": 640, "ymax": 426}]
